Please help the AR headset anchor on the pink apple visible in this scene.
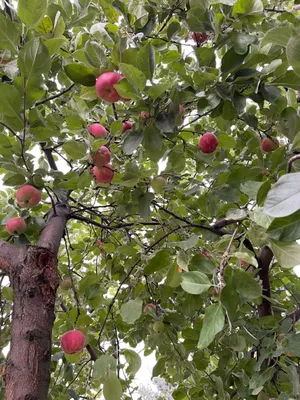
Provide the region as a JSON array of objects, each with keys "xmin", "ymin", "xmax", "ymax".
[
  {"xmin": 192, "ymin": 32, "xmax": 208, "ymax": 44},
  {"xmin": 198, "ymin": 133, "xmax": 218, "ymax": 154},
  {"xmin": 93, "ymin": 165, "xmax": 114, "ymax": 184},
  {"xmin": 95, "ymin": 72, "xmax": 131, "ymax": 103},
  {"xmin": 88, "ymin": 123, "xmax": 107, "ymax": 137},
  {"xmin": 60, "ymin": 330, "xmax": 86, "ymax": 354},
  {"xmin": 92, "ymin": 146, "xmax": 111, "ymax": 168},
  {"xmin": 16, "ymin": 185, "xmax": 42, "ymax": 208},
  {"xmin": 6, "ymin": 217, "xmax": 27, "ymax": 235},
  {"xmin": 141, "ymin": 111, "xmax": 150, "ymax": 119},
  {"xmin": 143, "ymin": 303, "xmax": 156, "ymax": 313},
  {"xmin": 122, "ymin": 121, "xmax": 133, "ymax": 133}
]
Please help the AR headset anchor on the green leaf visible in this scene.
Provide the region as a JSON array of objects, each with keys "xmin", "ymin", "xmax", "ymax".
[
  {"xmin": 249, "ymin": 368, "xmax": 275, "ymax": 392},
  {"xmin": 267, "ymin": 211, "xmax": 300, "ymax": 242},
  {"xmin": 110, "ymin": 120, "xmax": 123, "ymax": 136},
  {"xmin": 181, "ymin": 271, "xmax": 211, "ymax": 295},
  {"xmin": 119, "ymin": 63, "xmax": 146, "ymax": 91},
  {"xmin": 148, "ymin": 83, "xmax": 172, "ymax": 100},
  {"xmin": 93, "ymin": 355, "xmax": 116, "ymax": 380},
  {"xmin": 187, "ymin": 8, "xmax": 212, "ymax": 32},
  {"xmin": 232, "ymin": 268, "xmax": 262, "ymax": 300},
  {"xmin": 122, "ymin": 131, "xmax": 144, "ymax": 155},
  {"xmin": 3, "ymin": 174, "xmax": 26, "ymax": 186},
  {"xmin": 18, "ymin": 38, "xmax": 51, "ymax": 80},
  {"xmin": 84, "ymin": 41, "xmax": 106, "ymax": 68},
  {"xmin": 18, "ymin": 0, "xmax": 48, "ymax": 28},
  {"xmin": 144, "ymin": 250, "xmax": 171, "ymax": 274},
  {"xmin": 0, "ymin": 14, "xmax": 20, "ymax": 54},
  {"xmin": 240, "ymin": 181, "xmax": 263, "ymax": 199},
  {"xmin": 262, "ymin": 26, "xmax": 294, "ymax": 48},
  {"xmin": 233, "ymin": 0, "xmax": 263, "ymax": 15},
  {"xmin": 198, "ymin": 304, "xmax": 225, "ymax": 350},
  {"xmin": 138, "ymin": 192, "xmax": 154, "ymax": 219},
  {"xmin": 114, "ymin": 79, "xmax": 141, "ymax": 100},
  {"xmin": 264, "ymin": 172, "xmax": 300, "ymax": 218},
  {"xmin": 221, "ymin": 48, "xmax": 248, "ymax": 74},
  {"xmin": 64, "ymin": 64, "xmax": 96, "ymax": 86},
  {"xmin": 170, "ymin": 234, "xmax": 199, "ymax": 251},
  {"xmin": 287, "ymin": 34, "xmax": 300, "ymax": 77},
  {"xmin": 270, "ymin": 240, "xmax": 300, "ymax": 269},
  {"xmin": 120, "ymin": 298, "xmax": 143, "ymax": 324},
  {"xmin": 123, "ymin": 349, "xmax": 141, "ymax": 376},
  {"xmin": 63, "ymin": 141, "xmax": 87, "ymax": 160},
  {"xmin": 137, "ymin": 43, "xmax": 155, "ymax": 81},
  {"xmin": 0, "ymin": 83, "xmax": 23, "ymax": 117},
  {"xmin": 286, "ymin": 333, "xmax": 300, "ymax": 357},
  {"xmin": 98, "ymin": 0, "xmax": 119, "ymax": 23}
]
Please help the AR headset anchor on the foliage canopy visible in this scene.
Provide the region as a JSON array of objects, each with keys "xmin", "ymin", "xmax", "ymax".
[{"xmin": 1, "ymin": 0, "xmax": 300, "ymax": 399}]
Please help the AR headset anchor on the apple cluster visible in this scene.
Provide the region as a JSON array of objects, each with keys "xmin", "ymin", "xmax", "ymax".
[{"xmin": 5, "ymin": 185, "xmax": 42, "ymax": 236}]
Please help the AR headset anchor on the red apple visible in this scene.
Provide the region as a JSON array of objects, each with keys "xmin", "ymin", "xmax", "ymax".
[
  {"xmin": 122, "ymin": 121, "xmax": 133, "ymax": 133},
  {"xmin": 92, "ymin": 146, "xmax": 111, "ymax": 168},
  {"xmin": 177, "ymin": 266, "xmax": 183, "ymax": 273},
  {"xmin": 198, "ymin": 133, "xmax": 218, "ymax": 154},
  {"xmin": 60, "ymin": 330, "xmax": 86, "ymax": 354},
  {"xmin": 241, "ymin": 260, "xmax": 248, "ymax": 266},
  {"xmin": 210, "ymin": 287, "xmax": 218, "ymax": 296},
  {"xmin": 260, "ymin": 137, "xmax": 279, "ymax": 153},
  {"xmin": 6, "ymin": 217, "xmax": 27, "ymax": 235},
  {"xmin": 93, "ymin": 165, "xmax": 114, "ymax": 184},
  {"xmin": 203, "ymin": 251, "xmax": 211, "ymax": 259},
  {"xmin": 262, "ymin": 170, "xmax": 268, "ymax": 176},
  {"xmin": 176, "ymin": 104, "xmax": 185, "ymax": 125},
  {"xmin": 95, "ymin": 239, "xmax": 105, "ymax": 253},
  {"xmin": 141, "ymin": 111, "xmax": 150, "ymax": 119},
  {"xmin": 16, "ymin": 185, "xmax": 42, "ymax": 208},
  {"xmin": 143, "ymin": 303, "xmax": 156, "ymax": 313},
  {"xmin": 192, "ymin": 32, "xmax": 208, "ymax": 44},
  {"xmin": 88, "ymin": 123, "xmax": 107, "ymax": 137},
  {"xmin": 95, "ymin": 72, "xmax": 130, "ymax": 103}
]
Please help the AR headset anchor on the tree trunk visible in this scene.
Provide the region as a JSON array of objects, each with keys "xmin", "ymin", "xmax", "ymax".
[
  {"xmin": 5, "ymin": 246, "xmax": 58, "ymax": 400},
  {"xmin": 1, "ymin": 203, "xmax": 70, "ymax": 399}
]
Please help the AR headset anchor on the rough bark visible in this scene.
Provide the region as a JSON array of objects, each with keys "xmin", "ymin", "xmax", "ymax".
[
  {"xmin": 5, "ymin": 247, "xmax": 58, "ymax": 400},
  {"xmin": 3, "ymin": 203, "xmax": 70, "ymax": 399}
]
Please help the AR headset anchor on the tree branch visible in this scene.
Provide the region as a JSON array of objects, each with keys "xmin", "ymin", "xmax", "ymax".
[
  {"xmin": 40, "ymin": 143, "xmax": 58, "ymax": 171},
  {"xmin": 37, "ymin": 204, "xmax": 70, "ymax": 256},
  {"xmin": 97, "ymin": 226, "xmax": 181, "ymax": 347},
  {"xmin": 32, "ymin": 84, "xmax": 75, "ymax": 109},
  {"xmin": 287, "ymin": 154, "xmax": 300, "ymax": 173},
  {"xmin": 0, "ymin": 240, "xmax": 21, "ymax": 273},
  {"xmin": 257, "ymin": 246, "xmax": 273, "ymax": 318}
]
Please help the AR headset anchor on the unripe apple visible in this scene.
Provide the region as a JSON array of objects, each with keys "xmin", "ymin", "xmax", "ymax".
[
  {"xmin": 60, "ymin": 330, "xmax": 86, "ymax": 354},
  {"xmin": 92, "ymin": 146, "xmax": 111, "ymax": 168},
  {"xmin": 143, "ymin": 303, "xmax": 156, "ymax": 313},
  {"xmin": 192, "ymin": 32, "xmax": 208, "ymax": 44},
  {"xmin": 88, "ymin": 123, "xmax": 107, "ymax": 137},
  {"xmin": 95, "ymin": 72, "xmax": 131, "ymax": 103},
  {"xmin": 151, "ymin": 176, "xmax": 166, "ymax": 193},
  {"xmin": 16, "ymin": 185, "xmax": 42, "ymax": 208},
  {"xmin": 260, "ymin": 137, "xmax": 279, "ymax": 152},
  {"xmin": 153, "ymin": 320, "xmax": 165, "ymax": 334},
  {"xmin": 92, "ymin": 165, "xmax": 114, "ymax": 184},
  {"xmin": 60, "ymin": 279, "xmax": 72, "ymax": 290},
  {"xmin": 198, "ymin": 133, "xmax": 218, "ymax": 154},
  {"xmin": 141, "ymin": 111, "xmax": 150, "ymax": 119},
  {"xmin": 122, "ymin": 121, "xmax": 133, "ymax": 134},
  {"xmin": 6, "ymin": 217, "xmax": 27, "ymax": 235}
]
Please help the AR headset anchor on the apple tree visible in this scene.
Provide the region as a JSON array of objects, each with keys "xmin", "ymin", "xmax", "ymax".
[{"xmin": 1, "ymin": 0, "xmax": 300, "ymax": 399}]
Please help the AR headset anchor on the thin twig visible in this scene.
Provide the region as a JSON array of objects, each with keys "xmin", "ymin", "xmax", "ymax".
[
  {"xmin": 219, "ymin": 226, "xmax": 239, "ymax": 290},
  {"xmin": 32, "ymin": 84, "xmax": 75, "ymax": 108},
  {"xmin": 287, "ymin": 154, "xmax": 300, "ymax": 173}
]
